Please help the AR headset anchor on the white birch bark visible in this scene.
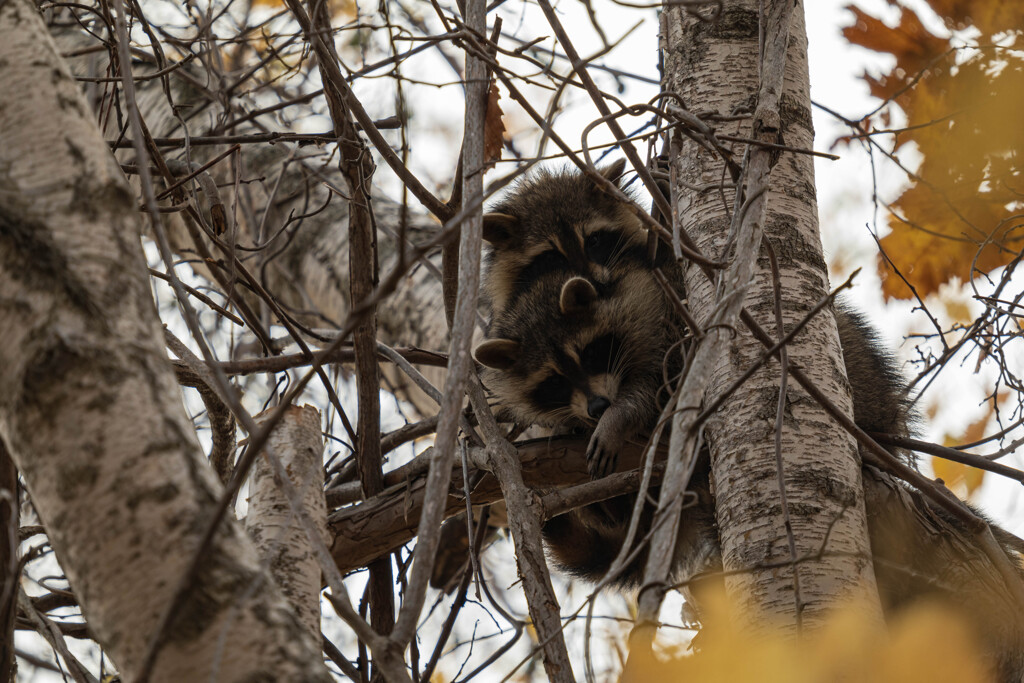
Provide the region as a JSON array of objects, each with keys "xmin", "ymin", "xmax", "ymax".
[
  {"xmin": 245, "ymin": 405, "xmax": 328, "ymax": 640},
  {"xmin": 0, "ymin": 1, "xmax": 332, "ymax": 679},
  {"xmin": 661, "ymin": 0, "xmax": 883, "ymax": 629}
]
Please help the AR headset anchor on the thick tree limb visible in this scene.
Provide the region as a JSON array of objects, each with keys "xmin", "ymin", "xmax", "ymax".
[
  {"xmin": 329, "ymin": 437, "xmax": 655, "ymax": 572},
  {"xmin": 246, "ymin": 406, "xmax": 328, "ymax": 639},
  {"xmin": 0, "ymin": 3, "xmax": 332, "ymax": 678}
]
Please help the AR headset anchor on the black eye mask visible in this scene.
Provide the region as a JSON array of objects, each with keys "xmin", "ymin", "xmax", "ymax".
[
  {"xmin": 583, "ymin": 230, "xmax": 623, "ymax": 265},
  {"xmin": 516, "ymin": 248, "xmax": 571, "ymax": 288},
  {"xmin": 530, "ymin": 373, "xmax": 573, "ymax": 413},
  {"xmin": 579, "ymin": 333, "xmax": 623, "ymax": 376}
]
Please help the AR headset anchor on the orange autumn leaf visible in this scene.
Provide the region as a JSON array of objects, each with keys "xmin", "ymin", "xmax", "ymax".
[
  {"xmin": 926, "ymin": 0, "xmax": 1023, "ymax": 35},
  {"xmin": 877, "ymin": 179, "xmax": 1021, "ymax": 300},
  {"xmin": 876, "ymin": 208, "xmax": 958, "ymax": 300},
  {"xmin": 844, "ymin": 2, "xmax": 1024, "ymax": 300},
  {"xmin": 843, "ymin": 6, "xmax": 948, "ymax": 102}
]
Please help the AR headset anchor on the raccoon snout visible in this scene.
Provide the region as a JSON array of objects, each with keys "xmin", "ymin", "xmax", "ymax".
[{"xmin": 587, "ymin": 396, "xmax": 611, "ymax": 419}]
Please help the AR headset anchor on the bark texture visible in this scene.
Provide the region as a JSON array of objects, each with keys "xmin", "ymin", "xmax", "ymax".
[
  {"xmin": 245, "ymin": 405, "xmax": 328, "ymax": 640},
  {"xmin": 0, "ymin": 1, "xmax": 331, "ymax": 679},
  {"xmin": 0, "ymin": 443, "xmax": 15, "ymax": 683},
  {"xmin": 662, "ymin": 0, "xmax": 882, "ymax": 629}
]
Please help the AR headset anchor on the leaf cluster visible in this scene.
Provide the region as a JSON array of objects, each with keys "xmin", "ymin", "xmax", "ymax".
[{"xmin": 843, "ymin": 2, "xmax": 1024, "ymax": 299}]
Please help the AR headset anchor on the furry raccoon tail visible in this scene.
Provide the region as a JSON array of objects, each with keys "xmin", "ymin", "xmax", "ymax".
[
  {"xmin": 541, "ymin": 503, "xmax": 648, "ymax": 589},
  {"xmin": 540, "ymin": 493, "xmax": 651, "ymax": 589},
  {"xmin": 835, "ymin": 302, "xmax": 918, "ymax": 447}
]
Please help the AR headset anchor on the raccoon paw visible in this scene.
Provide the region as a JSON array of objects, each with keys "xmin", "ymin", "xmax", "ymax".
[{"xmin": 586, "ymin": 425, "xmax": 624, "ymax": 479}]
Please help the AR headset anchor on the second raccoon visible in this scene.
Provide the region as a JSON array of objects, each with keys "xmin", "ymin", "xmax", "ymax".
[{"xmin": 475, "ymin": 262, "xmax": 914, "ymax": 584}]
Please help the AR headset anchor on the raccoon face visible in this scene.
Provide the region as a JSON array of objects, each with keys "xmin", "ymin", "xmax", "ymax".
[
  {"xmin": 481, "ymin": 161, "xmax": 651, "ymax": 316},
  {"xmin": 476, "ymin": 326, "xmax": 627, "ymax": 429},
  {"xmin": 474, "ymin": 271, "xmax": 674, "ymax": 436}
]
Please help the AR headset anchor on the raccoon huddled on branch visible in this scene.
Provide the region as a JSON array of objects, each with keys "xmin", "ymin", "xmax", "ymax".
[
  {"xmin": 470, "ymin": 162, "xmax": 1024, "ymax": 680},
  {"xmin": 476, "ymin": 161, "xmax": 913, "ymax": 475},
  {"xmin": 476, "ymin": 162, "xmax": 689, "ymax": 479},
  {"xmin": 474, "ymin": 163, "xmax": 912, "ymax": 581}
]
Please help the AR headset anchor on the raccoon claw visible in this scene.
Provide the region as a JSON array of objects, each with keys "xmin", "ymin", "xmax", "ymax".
[{"xmin": 586, "ymin": 427, "xmax": 623, "ymax": 479}]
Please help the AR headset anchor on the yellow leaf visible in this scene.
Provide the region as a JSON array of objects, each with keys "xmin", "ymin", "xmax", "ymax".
[
  {"xmin": 846, "ymin": 3, "xmax": 1024, "ymax": 299},
  {"xmin": 622, "ymin": 589, "xmax": 991, "ymax": 683},
  {"xmin": 935, "ymin": 409, "xmax": 992, "ymax": 497},
  {"xmin": 932, "ymin": 456, "xmax": 985, "ymax": 499},
  {"xmin": 943, "ymin": 295, "xmax": 973, "ymax": 327}
]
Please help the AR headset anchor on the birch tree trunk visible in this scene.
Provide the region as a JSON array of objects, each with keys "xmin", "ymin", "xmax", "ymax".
[
  {"xmin": 0, "ymin": 444, "xmax": 15, "ymax": 683},
  {"xmin": 245, "ymin": 405, "xmax": 328, "ymax": 640},
  {"xmin": 661, "ymin": 0, "xmax": 884, "ymax": 629},
  {"xmin": 0, "ymin": 1, "xmax": 331, "ymax": 678}
]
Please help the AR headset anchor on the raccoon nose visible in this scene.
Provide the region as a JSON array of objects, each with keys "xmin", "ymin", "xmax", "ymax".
[{"xmin": 587, "ymin": 396, "xmax": 611, "ymax": 419}]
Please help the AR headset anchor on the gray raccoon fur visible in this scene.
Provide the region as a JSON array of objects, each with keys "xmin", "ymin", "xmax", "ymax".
[
  {"xmin": 475, "ymin": 259, "xmax": 914, "ymax": 587},
  {"xmin": 474, "ymin": 163, "xmax": 1024, "ymax": 681},
  {"xmin": 476, "ymin": 269, "xmax": 681, "ymax": 478},
  {"xmin": 481, "ymin": 162, "xmax": 679, "ymax": 320}
]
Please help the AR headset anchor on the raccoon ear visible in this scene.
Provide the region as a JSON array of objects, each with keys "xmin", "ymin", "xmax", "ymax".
[
  {"xmin": 482, "ymin": 213, "xmax": 518, "ymax": 245},
  {"xmin": 474, "ymin": 339, "xmax": 521, "ymax": 370},
  {"xmin": 598, "ymin": 159, "xmax": 627, "ymax": 186},
  {"xmin": 560, "ymin": 276, "xmax": 598, "ymax": 315}
]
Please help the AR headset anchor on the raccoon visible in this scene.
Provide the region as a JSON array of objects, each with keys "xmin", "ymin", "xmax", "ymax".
[
  {"xmin": 473, "ymin": 163, "xmax": 1024, "ymax": 682},
  {"xmin": 474, "ymin": 264, "xmax": 914, "ymax": 586},
  {"xmin": 475, "ymin": 269, "xmax": 681, "ymax": 478},
  {"xmin": 474, "ymin": 268, "xmax": 695, "ymax": 586},
  {"xmin": 479, "ymin": 160, "xmax": 688, "ymax": 475},
  {"xmin": 481, "ymin": 160, "xmax": 678, "ymax": 321}
]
